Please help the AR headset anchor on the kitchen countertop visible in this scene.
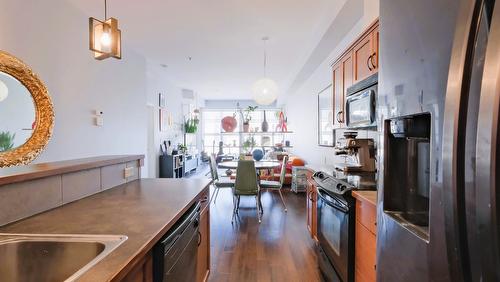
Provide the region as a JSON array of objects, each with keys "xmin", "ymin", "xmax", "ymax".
[
  {"xmin": 0, "ymin": 155, "xmax": 144, "ymax": 186},
  {"xmin": 0, "ymin": 178, "xmax": 211, "ymax": 281},
  {"xmin": 352, "ymin": 190, "xmax": 377, "ymax": 206}
]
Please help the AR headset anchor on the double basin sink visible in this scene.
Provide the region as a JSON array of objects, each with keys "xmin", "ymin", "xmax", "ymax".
[{"xmin": 0, "ymin": 233, "xmax": 127, "ymax": 281}]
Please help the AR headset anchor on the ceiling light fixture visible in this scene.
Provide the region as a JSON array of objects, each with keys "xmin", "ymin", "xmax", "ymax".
[
  {"xmin": 252, "ymin": 37, "xmax": 278, "ymax": 106},
  {"xmin": 89, "ymin": 0, "xmax": 121, "ymax": 60},
  {"xmin": 0, "ymin": 80, "xmax": 8, "ymax": 102}
]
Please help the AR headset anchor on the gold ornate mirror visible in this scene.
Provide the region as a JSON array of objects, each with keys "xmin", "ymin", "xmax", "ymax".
[{"xmin": 0, "ymin": 51, "xmax": 54, "ymax": 167}]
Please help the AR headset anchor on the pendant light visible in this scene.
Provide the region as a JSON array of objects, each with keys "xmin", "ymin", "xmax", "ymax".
[
  {"xmin": 252, "ymin": 37, "xmax": 278, "ymax": 105},
  {"xmin": 89, "ymin": 0, "xmax": 122, "ymax": 60}
]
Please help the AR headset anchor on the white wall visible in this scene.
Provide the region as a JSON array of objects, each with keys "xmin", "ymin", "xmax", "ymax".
[
  {"xmin": 0, "ymin": 0, "xmax": 185, "ymax": 176},
  {"xmin": 145, "ymin": 63, "xmax": 189, "ymax": 177},
  {"xmin": 284, "ymin": 0, "xmax": 379, "ymax": 165}
]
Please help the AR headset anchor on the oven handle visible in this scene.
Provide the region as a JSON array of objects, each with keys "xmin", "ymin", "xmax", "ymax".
[{"xmin": 317, "ymin": 188, "xmax": 349, "ymax": 213}]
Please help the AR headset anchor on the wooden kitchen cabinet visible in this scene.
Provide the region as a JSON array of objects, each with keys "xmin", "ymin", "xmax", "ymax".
[
  {"xmin": 352, "ymin": 191, "xmax": 377, "ymax": 282},
  {"xmin": 121, "ymin": 251, "xmax": 153, "ymax": 282},
  {"xmin": 353, "ymin": 33, "xmax": 374, "ymax": 83},
  {"xmin": 306, "ymin": 179, "xmax": 318, "ymax": 241},
  {"xmin": 331, "ymin": 19, "xmax": 378, "ymax": 128},
  {"xmin": 332, "ymin": 61, "xmax": 344, "ymax": 127},
  {"xmin": 197, "ymin": 189, "xmax": 210, "ymax": 282}
]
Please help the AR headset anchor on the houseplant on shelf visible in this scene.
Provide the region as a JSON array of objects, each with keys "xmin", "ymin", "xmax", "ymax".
[
  {"xmin": 0, "ymin": 131, "xmax": 15, "ymax": 152},
  {"xmin": 240, "ymin": 106, "xmax": 258, "ymax": 132},
  {"xmin": 184, "ymin": 117, "xmax": 199, "ymax": 134},
  {"xmin": 242, "ymin": 135, "xmax": 256, "ymax": 158}
]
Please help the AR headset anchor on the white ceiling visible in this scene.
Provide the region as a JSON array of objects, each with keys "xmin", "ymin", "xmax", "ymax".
[{"xmin": 66, "ymin": 0, "xmax": 346, "ymax": 101}]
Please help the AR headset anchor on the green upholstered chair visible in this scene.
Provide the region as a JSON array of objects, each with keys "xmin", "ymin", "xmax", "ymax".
[
  {"xmin": 259, "ymin": 155, "xmax": 289, "ymax": 212},
  {"xmin": 232, "ymin": 160, "xmax": 262, "ymax": 223},
  {"xmin": 209, "ymin": 155, "xmax": 234, "ymax": 203}
]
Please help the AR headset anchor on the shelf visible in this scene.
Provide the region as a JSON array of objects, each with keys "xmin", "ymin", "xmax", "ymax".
[
  {"xmin": 218, "ymin": 145, "xmax": 293, "ymax": 148},
  {"xmin": 219, "ymin": 131, "xmax": 294, "ymax": 135}
]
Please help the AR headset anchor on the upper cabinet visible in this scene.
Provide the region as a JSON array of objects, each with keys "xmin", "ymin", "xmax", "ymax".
[{"xmin": 331, "ymin": 19, "xmax": 379, "ymax": 128}]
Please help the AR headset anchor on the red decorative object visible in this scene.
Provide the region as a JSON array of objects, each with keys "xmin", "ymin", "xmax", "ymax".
[
  {"xmin": 276, "ymin": 111, "xmax": 288, "ymax": 132},
  {"xmin": 221, "ymin": 116, "xmax": 237, "ymax": 132}
]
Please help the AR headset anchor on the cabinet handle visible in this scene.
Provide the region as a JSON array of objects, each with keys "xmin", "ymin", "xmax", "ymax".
[
  {"xmin": 336, "ymin": 111, "xmax": 343, "ymax": 123},
  {"xmin": 370, "ymin": 52, "xmax": 377, "ymax": 69},
  {"xmin": 197, "ymin": 231, "xmax": 202, "ymax": 246},
  {"xmin": 200, "ymin": 196, "xmax": 208, "ymax": 203},
  {"xmin": 367, "ymin": 55, "xmax": 373, "ymax": 71}
]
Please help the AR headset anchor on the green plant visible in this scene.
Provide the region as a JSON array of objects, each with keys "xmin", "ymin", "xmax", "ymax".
[
  {"xmin": 184, "ymin": 117, "xmax": 199, "ymax": 133},
  {"xmin": 178, "ymin": 143, "xmax": 188, "ymax": 153},
  {"xmin": 0, "ymin": 131, "xmax": 15, "ymax": 152},
  {"xmin": 242, "ymin": 135, "xmax": 256, "ymax": 154},
  {"xmin": 241, "ymin": 106, "xmax": 258, "ymax": 124}
]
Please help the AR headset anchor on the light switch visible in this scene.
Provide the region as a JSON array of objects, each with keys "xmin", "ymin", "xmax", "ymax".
[{"xmin": 95, "ymin": 116, "xmax": 104, "ymax": 126}]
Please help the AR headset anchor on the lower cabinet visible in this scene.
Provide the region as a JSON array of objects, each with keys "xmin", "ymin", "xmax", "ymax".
[
  {"xmin": 197, "ymin": 189, "xmax": 211, "ymax": 282},
  {"xmin": 306, "ymin": 179, "xmax": 318, "ymax": 241},
  {"xmin": 352, "ymin": 192, "xmax": 377, "ymax": 282},
  {"xmin": 121, "ymin": 252, "xmax": 153, "ymax": 282}
]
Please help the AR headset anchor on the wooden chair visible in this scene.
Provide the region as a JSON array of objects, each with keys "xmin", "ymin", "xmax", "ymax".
[
  {"xmin": 259, "ymin": 155, "xmax": 289, "ymax": 212},
  {"xmin": 232, "ymin": 160, "xmax": 262, "ymax": 223},
  {"xmin": 209, "ymin": 155, "xmax": 234, "ymax": 204}
]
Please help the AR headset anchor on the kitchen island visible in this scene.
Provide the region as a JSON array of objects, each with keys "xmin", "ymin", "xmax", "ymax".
[{"xmin": 0, "ymin": 178, "xmax": 211, "ymax": 281}]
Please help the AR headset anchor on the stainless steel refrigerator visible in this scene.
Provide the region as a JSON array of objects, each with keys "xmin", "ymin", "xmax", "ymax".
[{"xmin": 377, "ymin": 0, "xmax": 499, "ymax": 281}]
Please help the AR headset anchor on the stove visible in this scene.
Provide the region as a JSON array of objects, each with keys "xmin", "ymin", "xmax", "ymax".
[
  {"xmin": 312, "ymin": 170, "xmax": 376, "ymax": 195},
  {"xmin": 312, "ymin": 169, "xmax": 377, "ymax": 282}
]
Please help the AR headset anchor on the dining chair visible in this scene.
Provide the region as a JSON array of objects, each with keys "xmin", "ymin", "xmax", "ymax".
[
  {"xmin": 209, "ymin": 155, "xmax": 234, "ymax": 204},
  {"xmin": 259, "ymin": 155, "xmax": 289, "ymax": 212},
  {"xmin": 232, "ymin": 160, "xmax": 262, "ymax": 223}
]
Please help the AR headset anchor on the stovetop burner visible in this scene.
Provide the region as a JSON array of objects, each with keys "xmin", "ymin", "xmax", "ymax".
[{"xmin": 312, "ymin": 170, "xmax": 377, "ymax": 195}]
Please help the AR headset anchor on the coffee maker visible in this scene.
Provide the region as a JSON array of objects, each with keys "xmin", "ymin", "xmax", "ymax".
[{"xmin": 334, "ymin": 131, "xmax": 376, "ymax": 172}]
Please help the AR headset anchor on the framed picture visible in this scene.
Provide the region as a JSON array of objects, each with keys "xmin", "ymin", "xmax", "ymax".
[
  {"xmin": 159, "ymin": 93, "xmax": 166, "ymax": 108},
  {"xmin": 159, "ymin": 109, "xmax": 168, "ymax": 131},
  {"xmin": 318, "ymin": 84, "xmax": 334, "ymax": 147}
]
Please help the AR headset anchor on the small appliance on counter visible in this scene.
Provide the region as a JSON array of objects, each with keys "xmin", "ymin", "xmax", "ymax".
[
  {"xmin": 312, "ymin": 169, "xmax": 376, "ymax": 282},
  {"xmin": 334, "ymin": 131, "xmax": 376, "ymax": 172}
]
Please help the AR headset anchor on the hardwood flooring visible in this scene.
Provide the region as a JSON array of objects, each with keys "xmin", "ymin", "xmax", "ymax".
[{"xmin": 207, "ymin": 185, "xmax": 321, "ymax": 282}]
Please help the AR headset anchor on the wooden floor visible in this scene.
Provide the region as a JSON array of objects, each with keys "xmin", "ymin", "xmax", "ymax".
[{"xmin": 206, "ymin": 185, "xmax": 322, "ymax": 282}]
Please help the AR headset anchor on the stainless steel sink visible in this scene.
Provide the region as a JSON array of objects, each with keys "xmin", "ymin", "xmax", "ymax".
[{"xmin": 0, "ymin": 233, "xmax": 127, "ymax": 282}]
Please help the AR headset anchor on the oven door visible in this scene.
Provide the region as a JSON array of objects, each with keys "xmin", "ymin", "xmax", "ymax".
[
  {"xmin": 316, "ymin": 188, "xmax": 354, "ymax": 282},
  {"xmin": 345, "ymin": 87, "xmax": 376, "ymax": 128}
]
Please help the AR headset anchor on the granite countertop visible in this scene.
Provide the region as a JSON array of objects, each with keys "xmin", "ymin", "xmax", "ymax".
[
  {"xmin": 352, "ymin": 190, "xmax": 377, "ymax": 206},
  {"xmin": 0, "ymin": 178, "xmax": 211, "ymax": 281}
]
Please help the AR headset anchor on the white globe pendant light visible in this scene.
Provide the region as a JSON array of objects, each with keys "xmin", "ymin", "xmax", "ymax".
[
  {"xmin": 253, "ymin": 37, "xmax": 278, "ymax": 105},
  {"xmin": 0, "ymin": 80, "xmax": 8, "ymax": 102}
]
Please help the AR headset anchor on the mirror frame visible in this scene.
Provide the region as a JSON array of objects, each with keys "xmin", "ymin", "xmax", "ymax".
[{"xmin": 0, "ymin": 51, "xmax": 54, "ymax": 167}]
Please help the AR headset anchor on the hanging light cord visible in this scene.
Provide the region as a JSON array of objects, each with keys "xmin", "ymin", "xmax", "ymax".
[
  {"xmin": 104, "ymin": 0, "xmax": 107, "ymax": 20},
  {"xmin": 263, "ymin": 38, "xmax": 268, "ymax": 77}
]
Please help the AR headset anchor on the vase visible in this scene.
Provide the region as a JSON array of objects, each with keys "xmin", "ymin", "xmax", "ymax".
[
  {"xmin": 221, "ymin": 116, "xmax": 237, "ymax": 132},
  {"xmin": 243, "ymin": 123, "xmax": 250, "ymax": 132},
  {"xmin": 261, "ymin": 111, "xmax": 269, "ymax": 132}
]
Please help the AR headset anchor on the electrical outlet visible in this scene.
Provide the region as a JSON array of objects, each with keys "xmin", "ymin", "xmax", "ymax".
[{"xmin": 124, "ymin": 167, "xmax": 135, "ymax": 179}]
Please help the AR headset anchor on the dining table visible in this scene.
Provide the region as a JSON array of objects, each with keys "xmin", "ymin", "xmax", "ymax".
[{"xmin": 217, "ymin": 160, "xmax": 281, "ymax": 170}]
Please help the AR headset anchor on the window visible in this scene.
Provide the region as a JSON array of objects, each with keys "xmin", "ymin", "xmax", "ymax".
[{"xmin": 201, "ymin": 108, "xmax": 288, "ymax": 156}]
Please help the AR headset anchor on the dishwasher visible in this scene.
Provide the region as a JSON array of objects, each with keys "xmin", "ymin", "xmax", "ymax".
[{"xmin": 153, "ymin": 201, "xmax": 201, "ymax": 282}]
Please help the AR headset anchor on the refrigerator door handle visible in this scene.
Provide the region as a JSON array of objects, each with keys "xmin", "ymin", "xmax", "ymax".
[
  {"xmin": 442, "ymin": 0, "xmax": 484, "ymax": 280},
  {"xmin": 475, "ymin": 2, "xmax": 500, "ymax": 280}
]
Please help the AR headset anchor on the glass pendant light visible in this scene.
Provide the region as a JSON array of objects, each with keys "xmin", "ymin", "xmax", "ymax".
[
  {"xmin": 89, "ymin": 0, "xmax": 122, "ymax": 60},
  {"xmin": 253, "ymin": 37, "xmax": 278, "ymax": 105}
]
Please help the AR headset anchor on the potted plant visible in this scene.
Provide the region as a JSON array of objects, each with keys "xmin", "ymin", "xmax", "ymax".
[
  {"xmin": 242, "ymin": 135, "xmax": 256, "ymax": 155},
  {"xmin": 241, "ymin": 106, "xmax": 257, "ymax": 132},
  {"xmin": 184, "ymin": 117, "xmax": 199, "ymax": 133},
  {"xmin": 0, "ymin": 131, "xmax": 15, "ymax": 152}
]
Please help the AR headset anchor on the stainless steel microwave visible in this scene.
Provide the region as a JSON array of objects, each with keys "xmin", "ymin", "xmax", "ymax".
[{"xmin": 345, "ymin": 74, "xmax": 377, "ymax": 128}]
